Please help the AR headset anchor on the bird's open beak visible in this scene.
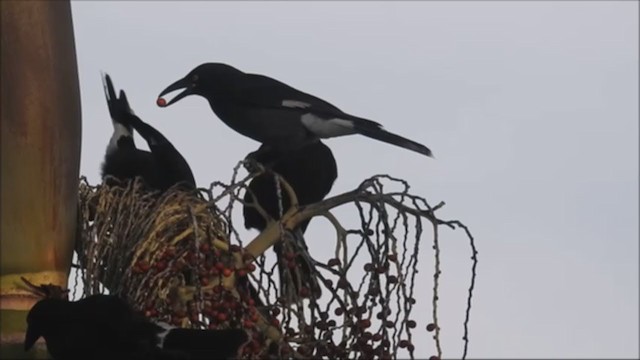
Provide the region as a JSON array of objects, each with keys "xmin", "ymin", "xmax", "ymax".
[
  {"xmin": 157, "ymin": 77, "xmax": 193, "ymax": 107},
  {"xmin": 24, "ymin": 326, "xmax": 40, "ymax": 351}
]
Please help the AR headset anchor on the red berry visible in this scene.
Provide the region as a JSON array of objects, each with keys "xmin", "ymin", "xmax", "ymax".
[
  {"xmin": 298, "ymin": 287, "xmax": 310, "ymax": 298},
  {"xmin": 223, "ymin": 268, "xmax": 233, "ymax": 277},
  {"xmin": 327, "ymin": 258, "xmax": 341, "ymax": 267},
  {"xmin": 303, "ymin": 325, "xmax": 313, "ymax": 334},
  {"xmin": 407, "ymin": 320, "xmax": 417, "ymax": 328},
  {"xmin": 217, "ymin": 312, "xmax": 227, "ymax": 322},
  {"xmin": 358, "ymin": 319, "xmax": 371, "ymax": 329},
  {"xmin": 138, "ymin": 260, "xmax": 150, "ymax": 271},
  {"xmin": 398, "ymin": 340, "xmax": 410, "ymax": 348},
  {"xmin": 156, "ymin": 97, "xmax": 167, "ymax": 107},
  {"xmin": 364, "ymin": 263, "xmax": 374, "ymax": 272},
  {"xmin": 426, "ymin": 323, "xmax": 436, "ymax": 332}
]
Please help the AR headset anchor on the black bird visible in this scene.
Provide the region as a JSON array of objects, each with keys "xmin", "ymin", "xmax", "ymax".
[
  {"xmin": 243, "ymin": 140, "xmax": 338, "ymax": 300},
  {"xmin": 101, "ymin": 73, "xmax": 196, "ymax": 193},
  {"xmin": 157, "ymin": 63, "xmax": 433, "ymax": 157},
  {"xmin": 24, "ymin": 294, "xmax": 249, "ymax": 360}
]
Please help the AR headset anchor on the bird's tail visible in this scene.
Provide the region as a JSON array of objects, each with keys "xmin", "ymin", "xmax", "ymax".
[
  {"xmin": 349, "ymin": 116, "xmax": 433, "ymax": 158},
  {"xmin": 102, "ymin": 72, "xmax": 135, "ymax": 125},
  {"xmin": 274, "ymin": 229, "xmax": 322, "ymax": 301},
  {"xmin": 102, "ymin": 72, "xmax": 135, "ymax": 153}
]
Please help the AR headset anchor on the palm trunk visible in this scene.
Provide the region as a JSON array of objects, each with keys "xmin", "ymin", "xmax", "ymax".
[{"xmin": 0, "ymin": 1, "xmax": 81, "ymax": 357}]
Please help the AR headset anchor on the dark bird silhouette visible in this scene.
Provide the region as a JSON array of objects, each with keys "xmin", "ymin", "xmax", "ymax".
[
  {"xmin": 157, "ymin": 63, "xmax": 433, "ymax": 157},
  {"xmin": 243, "ymin": 140, "xmax": 338, "ymax": 300},
  {"xmin": 101, "ymin": 73, "xmax": 195, "ymax": 193},
  {"xmin": 24, "ymin": 294, "xmax": 249, "ymax": 360}
]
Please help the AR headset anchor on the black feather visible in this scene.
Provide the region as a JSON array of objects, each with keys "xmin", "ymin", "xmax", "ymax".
[
  {"xmin": 158, "ymin": 62, "xmax": 434, "ymax": 157},
  {"xmin": 243, "ymin": 141, "xmax": 337, "ymax": 299},
  {"xmin": 163, "ymin": 328, "xmax": 249, "ymax": 360},
  {"xmin": 24, "ymin": 294, "xmax": 248, "ymax": 360},
  {"xmin": 101, "ymin": 73, "xmax": 195, "ymax": 193}
]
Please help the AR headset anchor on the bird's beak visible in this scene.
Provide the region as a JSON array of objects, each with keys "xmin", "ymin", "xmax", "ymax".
[
  {"xmin": 24, "ymin": 326, "xmax": 40, "ymax": 351},
  {"xmin": 157, "ymin": 77, "xmax": 193, "ymax": 107}
]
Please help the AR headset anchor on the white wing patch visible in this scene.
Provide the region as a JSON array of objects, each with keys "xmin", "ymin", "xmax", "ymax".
[
  {"xmin": 107, "ymin": 122, "xmax": 133, "ymax": 154},
  {"xmin": 301, "ymin": 113, "xmax": 356, "ymax": 138},
  {"xmin": 282, "ymin": 99, "xmax": 311, "ymax": 109}
]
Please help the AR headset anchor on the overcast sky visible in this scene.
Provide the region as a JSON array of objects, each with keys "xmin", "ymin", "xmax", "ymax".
[{"xmin": 70, "ymin": 2, "xmax": 638, "ymax": 358}]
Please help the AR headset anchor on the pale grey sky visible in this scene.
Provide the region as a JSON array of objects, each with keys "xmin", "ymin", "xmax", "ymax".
[{"xmin": 70, "ymin": 2, "xmax": 638, "ymax": 358}]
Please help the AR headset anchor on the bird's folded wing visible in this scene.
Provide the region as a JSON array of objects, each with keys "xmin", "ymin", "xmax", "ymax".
[
  {"xmin": 237, "ymin": 74, "xmax": 360, "ymax": 118},
  {"xmin": 238, "ymin": 74, "xmax": 387, "ymax": 134}
]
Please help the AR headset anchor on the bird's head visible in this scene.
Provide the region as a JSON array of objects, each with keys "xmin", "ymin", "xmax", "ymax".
[
  {"xmin": 24, "ymin": 298, "xmax": 64, "ymax": 351},
  {"xmin": 157, "ymin": 63, "xmax": 244, "ymax": 107}
]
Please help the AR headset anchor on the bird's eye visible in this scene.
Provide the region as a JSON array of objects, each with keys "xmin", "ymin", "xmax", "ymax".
[{"xmin": 191, "ymin": 74, "xmax": 199, "ymax": 83}]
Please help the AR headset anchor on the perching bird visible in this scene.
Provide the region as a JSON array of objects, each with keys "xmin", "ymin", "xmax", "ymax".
[
  {"xmin": 243, "ymin": 140, "xmax": 338, "ymax": 300},
  {"xmin": 101, "ymin": 73, "xmax": 196, "ymax": 193},
  {"xmin": 157, "ymin": 63, "xmax": 433, "ymax": 157},
  {"xmin": 24, "ymin": 294, "xmax": 249, "ymax": 360}
]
